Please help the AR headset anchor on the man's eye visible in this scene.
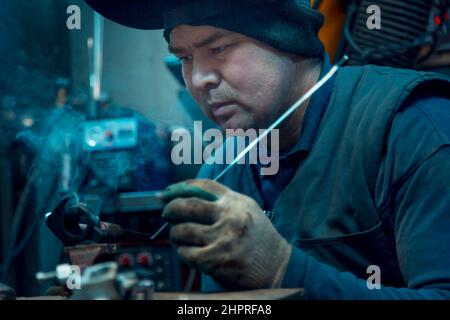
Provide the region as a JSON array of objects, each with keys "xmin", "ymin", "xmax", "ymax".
[
  {"xmin": 178, "ymin": 55, "xmax": 192, "ymax": 63},
  {"xmin": 211, "ymin": 45, "xmax": 227, "ymax": 55}
]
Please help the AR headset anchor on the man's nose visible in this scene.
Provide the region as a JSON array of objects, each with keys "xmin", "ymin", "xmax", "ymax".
[{"xmin": 191, "ymin": 61, "xmax": 220, "ymax": 90}]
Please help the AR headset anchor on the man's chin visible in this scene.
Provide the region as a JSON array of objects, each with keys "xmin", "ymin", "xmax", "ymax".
[
  {"xmin": 210, "ymin": 112, "xmax": 257, "ymax": 131},
  {"xmin": 219, "ymin": 120, "xmax": 253, "ymax": 132}
]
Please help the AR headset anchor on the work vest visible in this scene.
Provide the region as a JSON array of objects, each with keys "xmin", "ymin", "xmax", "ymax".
[{"xmin": 198, "ymin": 65, "xmax": 450, "ymax": 287}]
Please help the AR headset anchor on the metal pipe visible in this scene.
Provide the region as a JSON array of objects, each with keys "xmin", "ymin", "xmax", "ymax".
[{"xmin": 87, "ymin": 12, "xmax": 104, "ymax": 118}]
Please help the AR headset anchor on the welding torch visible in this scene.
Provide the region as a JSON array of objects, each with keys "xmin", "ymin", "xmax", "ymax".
[{"xmin": 45, "ymin": 195, "xmax": 159, "ymax": 246}]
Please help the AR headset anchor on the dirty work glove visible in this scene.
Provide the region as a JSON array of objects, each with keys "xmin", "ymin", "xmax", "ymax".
[{"xmin": 161, "ymin": 179, "xmax": 292, "ymax": 290}]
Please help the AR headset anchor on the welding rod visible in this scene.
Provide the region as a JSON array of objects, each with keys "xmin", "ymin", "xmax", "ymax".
[{"xmin": 150, "ymin": 55, "xmax": 349, "ymax": 241}]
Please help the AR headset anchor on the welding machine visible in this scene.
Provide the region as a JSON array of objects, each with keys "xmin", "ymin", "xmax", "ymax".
[{"xmin": 334, "ymin": 0, "xmax": 450, "ymax": 70}]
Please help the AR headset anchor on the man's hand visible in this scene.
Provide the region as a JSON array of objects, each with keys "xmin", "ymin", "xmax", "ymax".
[{"xmin": 161, "ymin": 179, "xmax": 291, "ymax": 290}]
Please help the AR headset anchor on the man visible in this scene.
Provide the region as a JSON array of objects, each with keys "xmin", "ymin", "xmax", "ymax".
[{"xmin": 87, "ymin": 0, "xmax": 450, "ymax": 299}]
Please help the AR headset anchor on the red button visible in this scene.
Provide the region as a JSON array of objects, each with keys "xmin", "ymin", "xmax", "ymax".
[
  {"xmin": 118, "ymin": 254, "xmax": 133, "ymax": 267},
  {"xmin": 435, "ymin": 16, "xmax": 442, "ymax": 26},
  {"xmin": 137, "ymin": 252, "xmax": 153, "ymax": 266}
]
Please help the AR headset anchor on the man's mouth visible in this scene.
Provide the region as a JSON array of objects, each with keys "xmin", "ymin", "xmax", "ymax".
[{"xmin": 210, "ymin": 101, "xmax": 237, "ymax": 120}]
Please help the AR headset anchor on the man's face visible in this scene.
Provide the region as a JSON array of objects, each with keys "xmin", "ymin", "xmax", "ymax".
[{"xmin": 169, "ymin": 25, "xmax": 303, "ymax": 130}]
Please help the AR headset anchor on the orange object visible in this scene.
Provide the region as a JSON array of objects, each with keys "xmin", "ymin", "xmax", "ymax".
[{"xmin": 312, "ymin": 0, "xmax": 347, "ymax": 62}]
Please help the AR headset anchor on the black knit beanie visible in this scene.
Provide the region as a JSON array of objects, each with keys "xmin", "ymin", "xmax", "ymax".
[
  {"xmin": 163, "ymin": 0, "xmax": 325, "ymax": 58},
  {"xmin": 85, "ymin": 0, "xmax": 324, "ymax": 58}
]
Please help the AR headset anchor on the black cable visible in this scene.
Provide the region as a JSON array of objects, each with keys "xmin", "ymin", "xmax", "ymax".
[
  {"xmin": 344, "ymin": 1, "xmax": 364, "ymax": 56},
  {"xmin": 0, "ymin": 153, "xmax": 87, "ymax": 282},
  {"xmin": 0, "ymin": 168, "xmax": 39, "ymax": 282},
  {"xmin": 335, "ymin": 1, "xmax": 360, "ymax": 61}
]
